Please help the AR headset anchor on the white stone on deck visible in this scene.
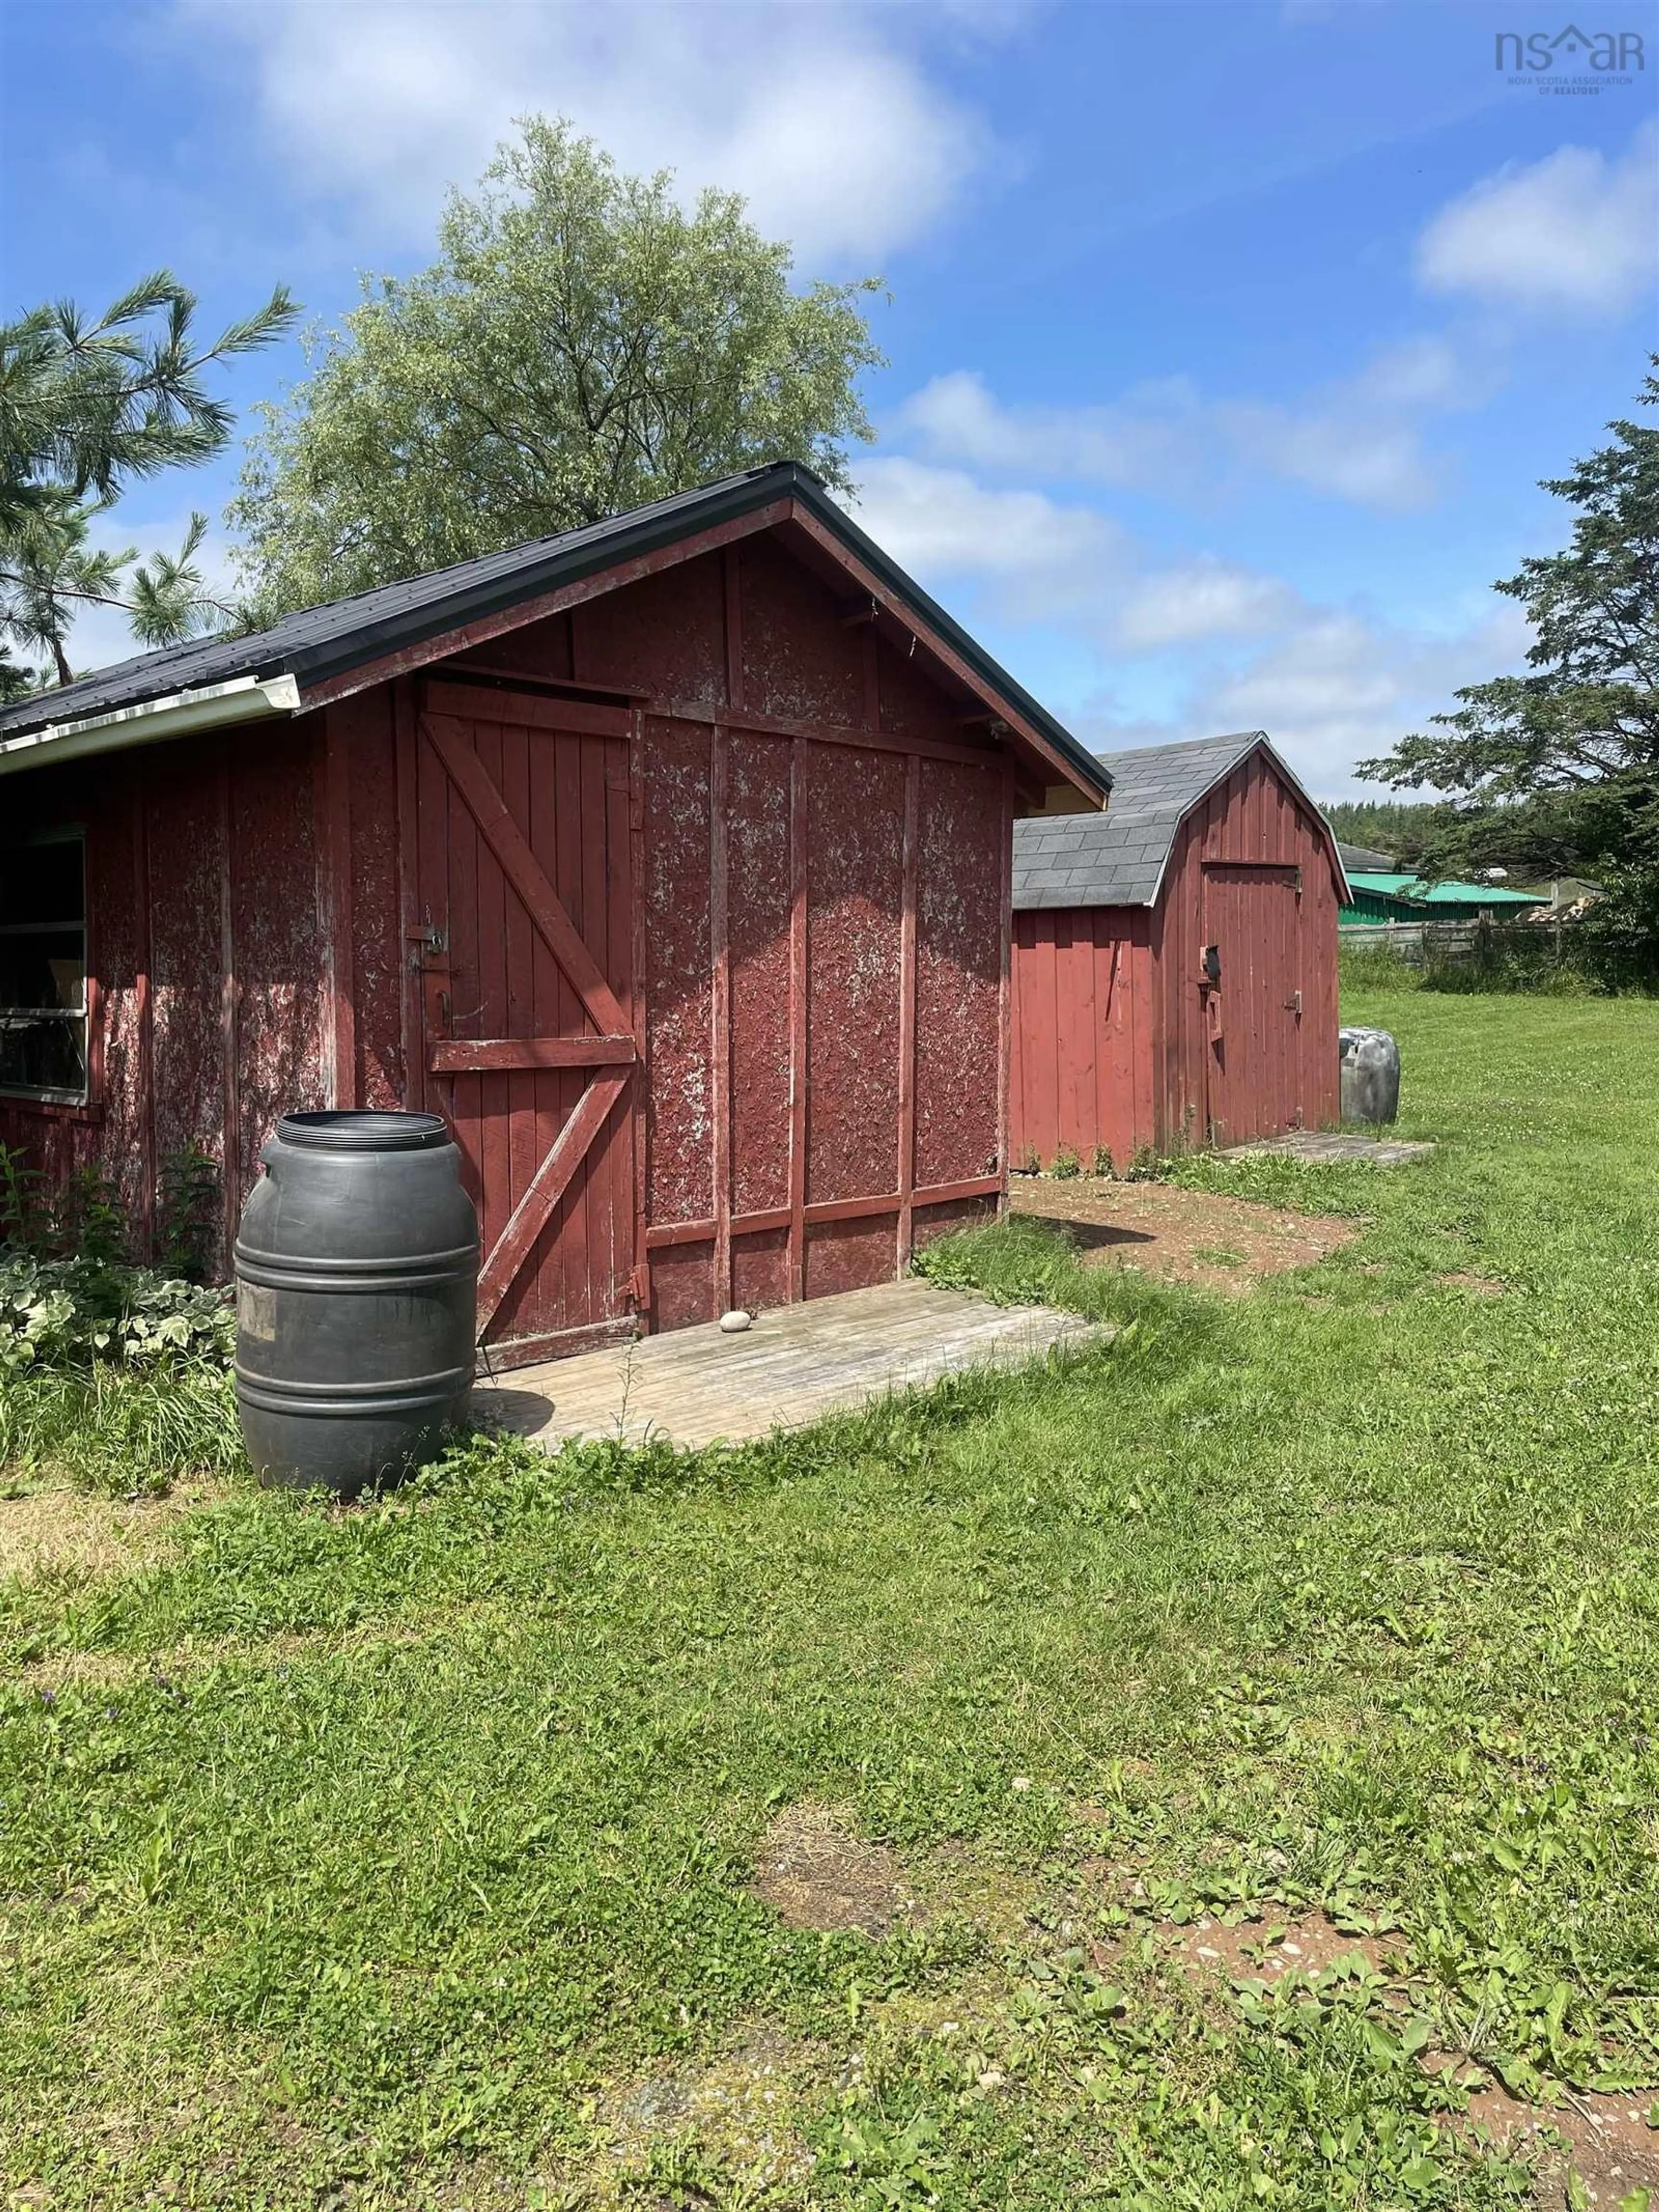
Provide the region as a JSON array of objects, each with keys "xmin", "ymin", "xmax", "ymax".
[{"xmin": 474, "ymin": 1279, "xmax": 1103, "ymax": 1451}]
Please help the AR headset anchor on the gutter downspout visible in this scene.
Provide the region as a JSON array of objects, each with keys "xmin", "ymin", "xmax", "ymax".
[{"xmin": 0, "ymin": 673, "xmax": 304, "ymax": 776}]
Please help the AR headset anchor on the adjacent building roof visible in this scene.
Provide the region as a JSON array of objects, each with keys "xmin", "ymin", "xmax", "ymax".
[
  {"xmin": 1014, "ymin": 731, "xmax": 1346, "ymax": 910},
  {"xmin": 1336, "ymin": 840, "xmax": 1395, "ymax": 872},
  {"xmin": 1343, "ymin": 872, "xmax": 1549, "ymax": 910},
  {"xmin": 0, "ymin": 461, "xmax": 1106, "ymax": 800}
]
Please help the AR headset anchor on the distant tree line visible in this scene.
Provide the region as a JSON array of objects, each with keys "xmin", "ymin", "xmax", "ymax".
[{"xmin": 1319, "ymin": 801, "xmax": 1440, "ymax": 865}]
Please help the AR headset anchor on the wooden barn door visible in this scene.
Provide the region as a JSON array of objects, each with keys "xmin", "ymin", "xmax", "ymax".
[
  {"xmin": 410, "ymin": 680, "xmax": 638, "ymax": 1368},
  {"xmin": 1201, "ymin": 862, "xmax": 1303, "ymax": 1144}
]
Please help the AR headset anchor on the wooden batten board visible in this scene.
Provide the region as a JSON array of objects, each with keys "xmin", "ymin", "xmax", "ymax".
[
  {"xmin": 787, "ymin": 736, "xmax": 809, "ymax": 1302},
  {"xmin": 709, "ymin": 722, "xmax": 733, "ymax": 1314},
  {"xmin": 896, "ymin": 751, "xmax": 920, "ymax": 1262},
  {"xmin": 321, "ymin": 710, "xmax": 357, "ymax": 1108}
]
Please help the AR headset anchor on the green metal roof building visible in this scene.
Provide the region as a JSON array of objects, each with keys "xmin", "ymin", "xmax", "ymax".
[{"xmin": 1338, "ymin": 872, "xmax": 1551, "ymax": 926}]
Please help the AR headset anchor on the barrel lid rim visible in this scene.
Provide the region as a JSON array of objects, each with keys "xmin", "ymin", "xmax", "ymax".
[{"xmin": 275, "ymin": 1110, "xmax": 453, "ymax": 1153}]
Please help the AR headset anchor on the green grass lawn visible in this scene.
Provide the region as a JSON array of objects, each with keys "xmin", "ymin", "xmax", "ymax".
[{"xmin": 4, "ymin": 989, "xmax": 1659, "ymax": 2210}]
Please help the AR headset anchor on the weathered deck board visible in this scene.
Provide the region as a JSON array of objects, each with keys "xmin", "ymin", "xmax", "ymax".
[
  {"xmin": 1220, "ymin": 1132, "xmax": 1435, "ymax": 1166},
  {"xmin": 474, "ymin": 1279, "xmax": 1102, "ymax": 1449}
]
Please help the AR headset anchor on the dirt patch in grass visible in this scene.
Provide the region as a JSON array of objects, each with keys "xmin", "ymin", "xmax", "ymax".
[
  {"xmin": 1009, "ymin": 1178, "xmax": 1357, "ymax": 1292},
  {"xmin": 1151, "ymin": 1908, "xmax": 1659, "ymax": 2206},
  {"xmin": 751, "ymin": 1802, "xmax": 922, "ymax": 1936},
  {"xmin": 1443, "ymin": 2075, "xmax": 1659, "ymax": 2207},
  {"xmin": 0, "ymin": 1477, "xmax": 230, "ymax": 1585},
  {"xmin": 1437, "ymin": 1270, "xmax": 1507, "ymax": 1296},
  {"xmin": 1161, "ymin": 1908, "xmax": 1404, "ymax": 1983}
]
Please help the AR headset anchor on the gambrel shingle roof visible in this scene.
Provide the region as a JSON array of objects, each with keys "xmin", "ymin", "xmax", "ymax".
[
  {"xmin": 1016, "ymin": 733, "xmax": 1260, "ymax": 909},
  {"xmin": 1014, "ymin": 732, "xmax": 1349, "ymax": 910}
]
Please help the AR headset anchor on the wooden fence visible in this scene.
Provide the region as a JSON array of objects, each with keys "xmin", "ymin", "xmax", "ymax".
[{"xmin": 1340, "ymin": 916, "xmax": 1576, "ymax": 965}]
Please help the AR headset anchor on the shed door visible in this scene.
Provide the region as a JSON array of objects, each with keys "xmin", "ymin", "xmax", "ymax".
[
  {"xmin": 1201, "ymin": 862, "xmax": 1303, "ymax": 1145},
  {"xmin": 412, "ymin": 681, "xmax": 637, "ymax": 1367}
]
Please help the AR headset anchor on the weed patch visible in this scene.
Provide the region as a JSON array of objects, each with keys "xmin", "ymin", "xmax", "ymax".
[{"xmin": 3, "ymin": 991, "xmax": 1659, "ymax": 2206}]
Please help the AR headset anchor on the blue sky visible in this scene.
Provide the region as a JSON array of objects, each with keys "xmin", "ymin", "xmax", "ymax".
[{"xmin": 4, "ymin": 0, "xmax": 1656, "ymax": 795}]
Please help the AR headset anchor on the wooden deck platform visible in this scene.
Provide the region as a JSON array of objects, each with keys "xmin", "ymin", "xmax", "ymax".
[
  {"xmin": 474, "ymin": 1279, "xmax": 1102, "ymax": 1451},
  {"xmin": 1220, "ymin": 1132, "xmax": 1435, "ymax": 1166}
]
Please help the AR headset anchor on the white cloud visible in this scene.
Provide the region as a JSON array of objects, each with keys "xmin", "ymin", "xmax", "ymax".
[
  {"xmin": 896, "ymin": 337, "xmax": 1483, "ymax": 514},
  {"xmin": 852, "ymin": 452, "xmax": 1537, "ymax": 793},
  {"xmin": 1416, "ymin": 120, "xmax": 1659, "ymax": 316},
  {"xmin": 176, "ymin": 0, "xmax": 997, "ymax": 266},
  {"xmin": 852, "ymin": 455, "xmax": 1119, "ymax": 587},
  {"xmin": 1082, "ymin": 600, "xmax": 1533, "ymax": 799},
  {"xmin": 851, "ymin": 457, "xmax": 1303, "ymax": 650},
  {"xmin": 897, "ymin": 369, "xmax": 1197, "ymax": 492},
  {"xmin": 1109, "ymin": 559, "xmax": 1305, "ymax": 650}
]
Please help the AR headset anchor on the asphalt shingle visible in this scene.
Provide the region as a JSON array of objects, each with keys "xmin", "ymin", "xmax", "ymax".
[{"xmin": 1013, "ymin": 732, "xmax": 1302, "ymax": 910}]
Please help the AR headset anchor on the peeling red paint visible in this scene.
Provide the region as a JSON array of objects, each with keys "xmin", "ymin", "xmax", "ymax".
[
  {"xmin": 4, "ymin": 516, "xmax": 1021, "ymax": 1348},
  {"xmin": 915, "ymin": 757, "xmax": 1004, "ymax": 1188},
  {"xmin": 727, "ymin": 732, "xmax": 792, "ymax": 1217},
  {"xmin": 805, "ymin": 745, "xmax": 905, "ymax": 1206}
]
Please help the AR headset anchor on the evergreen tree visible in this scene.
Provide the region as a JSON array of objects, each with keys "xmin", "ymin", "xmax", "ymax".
[
  {"xmin": 1361, "ymin": 364, "xmax": 1659, "ymax": 967},
  {"xmin": 0, "ymin": 273, "xmax": 297, "ymax": 694}
]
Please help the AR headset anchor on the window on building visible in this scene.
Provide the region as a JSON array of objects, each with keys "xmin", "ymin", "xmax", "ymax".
[{"xmin": 0, "ymin": 831, "xmax": 88, "ymax": 1102}]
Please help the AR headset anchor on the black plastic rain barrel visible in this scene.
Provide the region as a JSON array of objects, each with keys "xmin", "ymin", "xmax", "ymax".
[{"xmin": 234, "ymin": 1111, "xmax": 480, "ymax": 1496}]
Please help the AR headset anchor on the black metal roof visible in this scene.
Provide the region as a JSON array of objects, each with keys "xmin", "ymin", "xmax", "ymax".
[{"xmin": 0, "ymin": 461, "xmax": 1106, "ymax": 796}]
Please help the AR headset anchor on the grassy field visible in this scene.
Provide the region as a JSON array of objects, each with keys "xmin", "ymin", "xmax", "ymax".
[{"xmin": 3, "ymin": 988, "xmax": 1659, "ymax": 2209}]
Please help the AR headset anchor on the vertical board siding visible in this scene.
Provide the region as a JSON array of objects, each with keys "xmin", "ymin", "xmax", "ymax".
[
  {"xmin": 5, "ymin": 520, "xmax": 1024, "ymax": 1339},
  {"xmin": 1009, "ymin": 908, "xmax": 1153, "ymax": 1171},
  {"xmin": 1155, "ymin": 750, "xmax": 1341, "ymax": 1148},
  {"xmin": 1012, "ymin": 747, "xmax": 1342, "ymax": 1167},
  {"xmin": 576, "ymin": 553, "xmax": 726, "ymax": 707},
  {"xmin": 643, "ymin": 715, "xmax": 716, "ymax": 1312},
  {"xmin": 727, "ymin": 729, "xmax": 793, "ymax": 1299},
  {"xmin": 914, "ymin": 756, "xmax": 1003, "ymax": 1189},
  {"xmin": 0, "ymin": 720, "xmax": 330, "ymax": 1264},
  {"xmin": 804, "ymin": 742, "xmax": 905, "ymax": 1209},
  {"xmin": 228, "ymin": 742, "xmax": 328, "ymax": 1201},
  {"xmin": 739, "ymin": 538, "xmax": 865, "ymax": 727},
  {"xmin": 148, "ymin": 746, "xmax": 230, "ymax": 1184}
]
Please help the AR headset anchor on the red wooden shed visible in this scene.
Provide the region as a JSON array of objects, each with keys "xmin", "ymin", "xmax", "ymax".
[
  {"xmin": 0, "ymin": 463, "xmax": 1106, "ymax": 1367},
  {"xmin": 1009, "ymin": 732, "xmax": 1348, "ymax": 1168}
]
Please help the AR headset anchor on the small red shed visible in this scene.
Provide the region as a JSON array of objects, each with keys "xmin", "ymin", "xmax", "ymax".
[
  {"xmin": 0, "ymin": 464, "xmax": 1106, "ymax": 1366},
  {"xmin": 1010, "ymin": 732, "xmax": 1348, "ymax": 1168}
]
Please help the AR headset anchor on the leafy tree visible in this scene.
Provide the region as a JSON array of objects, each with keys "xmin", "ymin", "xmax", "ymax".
[
  {"xmin": 1360, "ymin": 364, "xmax": 1659, "ymax": 970},
  {"xmin": 230, "ymin": 119, "xmax": 884, "ymax": 615},
  {"xmin": 1, "ymin": 274, "xmax": 297, "ymax": 695}
]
